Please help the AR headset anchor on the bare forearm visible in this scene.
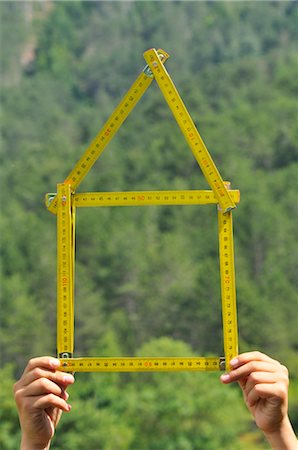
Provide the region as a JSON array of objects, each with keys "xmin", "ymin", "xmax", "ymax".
[
  {"xmin": 264, "ymin": 417, "xmax": 297, "ymax": 450},
  {"xmin": 20, "ymin": 437, "xmax": 51, "ymax": 450}
]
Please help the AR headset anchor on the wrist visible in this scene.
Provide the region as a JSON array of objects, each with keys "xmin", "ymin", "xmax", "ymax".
[
  {"xmin": 21, "ymin": 435, "xmax": 51, "ymax": 450},
  {"xmin": 263, "ymin": 416, "xmax": 297, "ymax": 450}
]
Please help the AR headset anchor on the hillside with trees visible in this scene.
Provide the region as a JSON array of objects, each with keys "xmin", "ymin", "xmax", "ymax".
[{"xmin": 0, "ymin": 2, "xmax": 297, "ymax": 449}]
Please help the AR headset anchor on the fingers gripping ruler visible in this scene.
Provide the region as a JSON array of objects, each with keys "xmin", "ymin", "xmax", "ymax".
[{"xmin": 47, "ymin": 48, "xmax": 239, "ymax": 373}]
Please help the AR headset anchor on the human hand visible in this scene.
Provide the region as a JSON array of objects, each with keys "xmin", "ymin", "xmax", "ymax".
[
  {"xmin": 14, "ymin": 356, "xmax": 74, "ymax": 450},
  {"xmin": 220, "ymin": 351, "xmax": 297, "ymax": 450}
]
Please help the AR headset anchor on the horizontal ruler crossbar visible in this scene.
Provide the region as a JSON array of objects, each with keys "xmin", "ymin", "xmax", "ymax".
[
  {"xmin": 59, "ymin": 356, "xmax": 225, "ymax": 372},
  {"xmin": 73, "ymin": 190, "xmax": 240, "ymax": 207}
]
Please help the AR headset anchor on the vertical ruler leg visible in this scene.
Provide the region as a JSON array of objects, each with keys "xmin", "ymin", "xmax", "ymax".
[
  {"xmin": 57, "ymin": 183, "xmax": 74, "ymax": 357},
  {"xmin": 218, "ymin": 208, "xmax": 238, "ymax": 369},
  {"xmin": 71, "ymin": 200, "xmax": 76, "ymax": 352}
]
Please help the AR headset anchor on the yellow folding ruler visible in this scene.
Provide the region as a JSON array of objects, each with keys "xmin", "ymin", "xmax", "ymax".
[{"xmin": 46, "ymin": 48, "xmax": 239, "ymax": 373}]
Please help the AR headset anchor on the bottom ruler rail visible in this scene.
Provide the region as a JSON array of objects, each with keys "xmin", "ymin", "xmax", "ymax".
[{"xmin": 59, "ymin": 356, "xmax": 225, "ymax": 372}]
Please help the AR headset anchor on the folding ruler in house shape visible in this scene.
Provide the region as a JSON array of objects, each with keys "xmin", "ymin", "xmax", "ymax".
[{"xmin": 46, "ymin": 48, "xmax": 240, "ymax": 373}]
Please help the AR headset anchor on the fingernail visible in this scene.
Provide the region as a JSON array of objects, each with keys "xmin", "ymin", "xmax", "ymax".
[
  {"xmin": 220, "ymin": 374, "xmax": 231, "ymax": 382},
  {"xmin": 230, "ymin": 358, "xmax": 239, "ymax": 367},
  {"xmin": 50, "ymin": 358, "xmax": 60, "ymax": 368},
  {"xmin": 67, "ymin": 404, "xmax": 72, "ymax": 412},
  {"xmin": 61, "ymin": 390, "xmax": 69, "ymax": 400},
  {"xmin": 63, "ymin": 374, "xmax": 75, "ymax": 384}
]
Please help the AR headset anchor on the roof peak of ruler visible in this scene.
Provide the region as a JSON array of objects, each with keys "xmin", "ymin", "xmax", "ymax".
[{"xmin": 47, "ymin": 48, "xmax": 235, "ymax": 214}]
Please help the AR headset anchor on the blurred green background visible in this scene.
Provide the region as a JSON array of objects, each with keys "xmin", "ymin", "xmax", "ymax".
[{"xmin": 0, "ymin": 1, "xmax": 297, "ymax": 449}]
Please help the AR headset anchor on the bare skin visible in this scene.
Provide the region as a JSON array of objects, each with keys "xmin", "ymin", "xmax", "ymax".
[
  {"xmin": 220, "ymin": 351, "xmax": 297, "ymax": 450},
  {"xmin": 14, "ymin": 352, "xmax": 297, "ymax": 449},
  {"xmin": 13, "ymin": 357, "xmax": 74, "ymax": 450}
]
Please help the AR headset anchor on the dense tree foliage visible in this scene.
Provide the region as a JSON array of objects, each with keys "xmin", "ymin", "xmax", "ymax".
[{"xmin": 0, "ymin": 2, "xmax": 297, "ymax": 449}]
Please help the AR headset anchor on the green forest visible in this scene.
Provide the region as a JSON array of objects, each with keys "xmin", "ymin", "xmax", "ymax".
[{"xmin": 0, "ymin": 1, "xmax": 297, "ymax": 449}]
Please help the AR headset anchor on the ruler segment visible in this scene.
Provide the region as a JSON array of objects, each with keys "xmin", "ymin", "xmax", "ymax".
[
  {"xmin": 57, "ymin": 183, "xmax": 74, "ymax": 356},
  {"xmin": 64, "ymin": 71, "xmax": 152, "ymax": 189},
  {"xmin": 59, "ymin": 356, "xmax": 224, "ymax": 372},
  {"xmin": 143, "ymin": 48, "xmax": 235, "ymax": 214},
  {"xmin": 47, "ymin": 49, "xmax": 169, "ymax": 215},
  {"xmin": 73, "ymin": 189, "xmax": 240, "ymax": 208},
  {"xmin": 218, "ymin": 209, "xmax": 238, "ymax": 369}
]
